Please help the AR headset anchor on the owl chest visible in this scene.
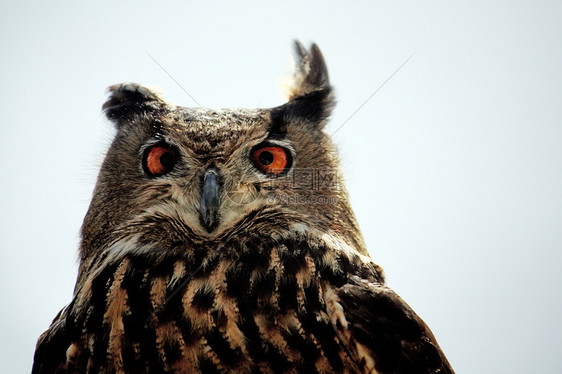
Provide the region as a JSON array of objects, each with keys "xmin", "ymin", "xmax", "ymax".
[{"xmin": 74, "ymin": 250, "xmax": 354, "ymax": 373}]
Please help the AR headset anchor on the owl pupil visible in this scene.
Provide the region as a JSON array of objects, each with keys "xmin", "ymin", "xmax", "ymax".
[
  {"xmin": 160, "ymin": 152, "xmax": 175, "ymax": 169},
  {"xmin": 259, "ymin": 151, "xmax": 274, "ymax": 165}
]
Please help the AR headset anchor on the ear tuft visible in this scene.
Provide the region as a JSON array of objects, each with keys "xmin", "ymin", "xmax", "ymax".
[
  {"xmin": 280, "ymin": 41, "xmax": 335, "ymax": 128},
  {"xmin": 102, "ymin": 83, "xmax": 167, "ymax": 127},
  {"xmin": 286, "ymin": 41, "xmax": 331, "ymax": 100}
]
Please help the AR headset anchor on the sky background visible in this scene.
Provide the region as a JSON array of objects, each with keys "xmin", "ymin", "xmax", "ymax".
[{"xmin": 1, "ymin": 1, "xmax": 561, "ymax": 373}]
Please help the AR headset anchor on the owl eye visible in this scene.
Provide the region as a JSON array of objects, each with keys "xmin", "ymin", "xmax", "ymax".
[
  {"xmin": 251, "ymin": 145, "xmax": 291, "ymax": 175},
  {"xmin": 143, "ymin": 144, "xmax": 178, "ymax": 177}
]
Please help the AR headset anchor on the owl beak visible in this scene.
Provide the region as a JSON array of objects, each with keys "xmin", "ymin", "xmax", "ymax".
[{"xmin": 200, "ymin": 168, "xmax": 221, "ymax": 232}]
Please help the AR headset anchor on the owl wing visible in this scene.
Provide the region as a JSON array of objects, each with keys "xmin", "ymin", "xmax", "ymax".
[
  {"xmin": 32, "ymin": 304, "xmax": 74, "ymax": 373},
  {"xmin": 333, "ymin": 275, "xmax": 454, "ymax": 374}
]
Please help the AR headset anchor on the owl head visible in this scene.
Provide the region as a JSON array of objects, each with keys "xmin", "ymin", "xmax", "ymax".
[{"xmin": 79, "ymin": 42, "xmax": 366, "ymax": 281}]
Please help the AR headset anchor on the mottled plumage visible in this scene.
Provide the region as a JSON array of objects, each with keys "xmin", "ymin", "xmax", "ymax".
[{"xmin": 33, "ymin": 42, "xmax": 454, "ymax": 373}]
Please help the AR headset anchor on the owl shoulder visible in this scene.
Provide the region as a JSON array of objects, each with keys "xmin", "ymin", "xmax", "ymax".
[{"xmin": 330, "ymin": 275, "xmax": 454, "ymax": 374}]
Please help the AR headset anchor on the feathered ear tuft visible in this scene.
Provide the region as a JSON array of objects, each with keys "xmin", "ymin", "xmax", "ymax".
[
  {"xmin": 286, "ymin": 41, "xmax": 331, "ymax": 100},
  {"xmin": 102, "ymin": 83, "xmax": 168, "ymax": 128},
  {"xmin": 280, "ymin": 41, "xmax": 335, "ymax": 128}
]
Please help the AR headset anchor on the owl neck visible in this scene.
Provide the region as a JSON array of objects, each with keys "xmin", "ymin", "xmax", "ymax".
[{"xmin": 76, "ymin": 204, "xmax": 368, "ymax": 292}]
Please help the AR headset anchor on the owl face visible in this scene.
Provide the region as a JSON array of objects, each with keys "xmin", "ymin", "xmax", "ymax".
[
  {"xmin": 95, "ymin": 102, "xmax": 338, "ymax": 235},
  {"xmin": 120, "ymin": 107, "xmax": 278, "ymax": 235},
  {"xmin": 80, "ymin": 43, "xmax": 365, "ymax": 266}
]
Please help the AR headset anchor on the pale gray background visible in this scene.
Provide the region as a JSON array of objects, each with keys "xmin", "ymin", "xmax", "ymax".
[{"xmin": 1, "ymin": 1, "xmax": 561, "ymax": 373}]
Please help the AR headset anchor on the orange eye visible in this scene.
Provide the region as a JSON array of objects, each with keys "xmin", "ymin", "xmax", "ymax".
[
  {"xmin": 143, "ymin": 145, "xmax": 178, "ymax": 177},
  {"xmin": 251, "ymin": 145, "xmax": 291, "ymax": 175}
]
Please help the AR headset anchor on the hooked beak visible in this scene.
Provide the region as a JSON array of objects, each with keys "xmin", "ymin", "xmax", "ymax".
[{"xmin": 200, "ymin": 168, "xmax": 221, "ymax": 232}]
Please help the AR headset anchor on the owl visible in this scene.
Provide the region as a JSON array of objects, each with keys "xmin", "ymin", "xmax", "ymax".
[{"xmin": 33, "ymin": 42, "xmax": 454, "ymax": 374}]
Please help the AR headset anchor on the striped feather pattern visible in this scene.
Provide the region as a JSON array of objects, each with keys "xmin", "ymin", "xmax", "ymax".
[{"xmin": 34, "ymin": 235, "xmax": 386, "ymax": 373}]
